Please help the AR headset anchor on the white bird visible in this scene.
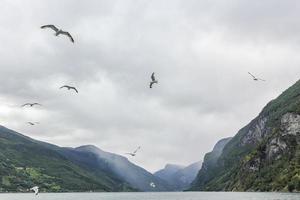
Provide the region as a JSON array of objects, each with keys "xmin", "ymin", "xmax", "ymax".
[
  {"xmin": 41, "ymin": 24, "xmax": 74, "ymax": 43},
  {"xmin": 125, "ymin": 146, "xmax": 141, "ymax": 157},
  {"xmin": 150, "ymin": 72, "xmax": 158, "ymax": 88},
  {"xmin": 30, "ymin": 186, "xmax": 39, "ymax": 195},
  {"xmin": 21, "ymin": 103, "xmax": 42, "ymax": 107},
  {"xmin": 150, "ymin": 182, "xmax": 156, "ymax": 188},
  {"xmin": 248, "ymin": 72, "xmax": 266, "ymax": 81},
  {"xmin": 27, "ymin": 122, "xmax": 39, "ymax": 126},
  {"xmin": 60, "ymin": 85, "xmax": 78, "ymax": 93}
]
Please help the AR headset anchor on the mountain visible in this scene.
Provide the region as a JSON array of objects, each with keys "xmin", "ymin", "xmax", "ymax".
[
  {"xmin": 0, "ymin": 125, "xmax": 171, "ymax": 192},
  {"xmin": 154, "ymin": 164, "xmax": 184, "ymax": 182},
  {"xmin": 0, "ymin": 125, "xmax": 134, "ymax": 192},
  {"xmin": 190, "ymin": 137, "xmax": 232, "ymax": 190},
  {"xmin": 71, "ymin": 145, "xmax": 171, "ymax": 191},
  {"xmin": 190, "ymin": 79, "xmax": 300, "ymax": 192},
  {"xmin": 154, "ymin": 161, "xmax": 202, "ymax": 191}
]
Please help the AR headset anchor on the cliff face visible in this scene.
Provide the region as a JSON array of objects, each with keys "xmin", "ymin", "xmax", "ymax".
[
  {"xmin": 190, "ymin": 79, "xmax": 300, "ymax": 192},
  {"xmin": 190, "ymin": 137, "xmax": 231, "ymax": 190}
]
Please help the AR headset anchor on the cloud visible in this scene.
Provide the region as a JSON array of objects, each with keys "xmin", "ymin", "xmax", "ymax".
[{"xmin": 0, "ymin": 0, "xmax": 300, "ymax": 172}]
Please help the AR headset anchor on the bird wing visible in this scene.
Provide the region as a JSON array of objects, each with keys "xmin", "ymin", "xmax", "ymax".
[
  {"xmin": 34, "ymin": 187, "xmax": 39, "ymax": 195},
  {"xmin": 258, "ymin": 78, "xmax": 266, "ymax": 81},
  {"xmin": 60, "ymin": 85, "xmax": 68, "ymax": 89},
  {"xmin": 133, "ymin": 146, "xmax": 141, "ymax": 154},
  {"xmin": 60, "ymin": 31, "xmax": 74, "ymax": 43},
  {"xmin": 40, "ymin": 24, "xmax": 59, "ymax": 32},
  {"xmin": 28, "ymin": 122, "xmax": 34, "ymax": 125},
  {"xmin": 21, "ymin": 103, "xmax": 30, "ymax": 107},
  {"xmin": 248, "ymin": 72, "xmax": 256, "ymax": 79},
  {"xmin": 71, "ymin": 87, "xmax": 78, "ymax": 93},
  {"xmin": 151, "ymin": 72, "xmax": 155, "ymax": 81},
  {"xmin": 150, "ymin": 82, "xmax": 154, "ymax": 88},
  {"xmin": 30, "ymin": 186, "xmax": 38, "ymax": 193},
  {"xmin": 33, "ymin": 103, "xmax": 42, "ymax": 106}
]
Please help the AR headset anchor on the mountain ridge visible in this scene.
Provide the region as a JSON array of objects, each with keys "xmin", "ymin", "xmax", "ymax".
[
  {"xmin": 190, "ymin": 79, "xmax": 300, "ymax": 192},
  {"xmin": 72, "ymin": 144, "xmax": 172, "ymax": 191},
  {"xmin": 0, "ymin": 125, "xmax": 170, "ymax": 192},
  {"xmin": 154, "ymin": 161, "xmax": 202, "ymax": 191}
]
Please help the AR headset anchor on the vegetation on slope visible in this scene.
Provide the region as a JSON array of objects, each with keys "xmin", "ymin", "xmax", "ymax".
[
  {"xmin": 0, "ymin": 126, "xmax": 133, "ymax": 192},
  {"xmin": 191, "ymin": 79, "xmax": 300, "ymax": 192}
]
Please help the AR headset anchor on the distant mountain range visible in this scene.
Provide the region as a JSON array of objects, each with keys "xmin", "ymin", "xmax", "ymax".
[
  {"xmin": 154, "ymin": 161, "xmax": 202, "ymax": 190},
  {"xmin": 190, "ymin": 79, "xmax": 300, "ymax": 192},
  {"xmin": 0, "ymin": 125, "xmax": 171, "ymax": 192}
]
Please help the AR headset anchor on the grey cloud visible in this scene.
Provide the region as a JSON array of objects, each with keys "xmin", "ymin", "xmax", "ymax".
[{"xmin": 0, "ymin": 0, "xmax": 300, "ymax": 172}]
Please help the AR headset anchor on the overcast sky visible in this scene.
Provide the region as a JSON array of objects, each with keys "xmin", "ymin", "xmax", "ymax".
[{"xmin": 1, "ymin": 0, "xmax": 300, "ymax": 172}]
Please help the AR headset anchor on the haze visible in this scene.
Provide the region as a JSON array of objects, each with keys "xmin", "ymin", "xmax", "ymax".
[{"xmin": 1, "ymin": 0, "xmax": 300, "ymax": 172}]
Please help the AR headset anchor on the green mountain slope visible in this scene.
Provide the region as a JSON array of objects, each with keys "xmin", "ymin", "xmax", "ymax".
[
  {"xmin": 190, "ymin": 80, "xmax": 300, "ymax": 192},
  {"xmin": 72, "ymin": 145, "xmax": 172, "ymax": 191},
  {"xmin": 190, "ymin": 137, "xmax": 231, "ymax": 190},
  {"xmin": 0, "ymin": 126, "xmax": 133, "ymax": 192}
]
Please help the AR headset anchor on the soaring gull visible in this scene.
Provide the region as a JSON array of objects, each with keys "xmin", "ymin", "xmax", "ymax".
[
  {"xmin": 248, "ymin": 72, "xmax": 266, "ymax": 81},
  {"xmin": 21, "ymin": 103, "xmax": 42, "ymax": 107},
  {"xmin": 149, "ymin": 72, "xmax": 158, "ymax": 88},
  {"xmin": 125, "ymin": 146, "xmax": 141, "ymax": 157},
  {"xmin": 60, "ymin": 85, "xmax": 78, "ymax": 93},
  {"xmin": 27, "ymin": 122, "xmax": 39, "ymax": 126},
  {"xmin": 41, "ymin": 25, "xmax": 74, "ymax": 43}
]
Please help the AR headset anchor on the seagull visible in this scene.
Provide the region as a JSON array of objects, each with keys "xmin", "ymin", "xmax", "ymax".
[
  {"xmin": 27, "ymin": 122, "xmax": 39, "ymax": 126},
  {"xmin": 60, "ymin": 85, "xmax": 78, "ymax": 93},
  {"xmin": 248, "ymin": 72, "xmax": 266, "ymax": 81},
  {"xmin": 149, "ymin": 72, "xmax": 158, "ymax": 88},
  {"xmin": 125, "ymin": 146, "xmax": 141, "ymax": 157},
  {"xmin": 30, "ymin": 186, "xmax": 39, "ymax": 195},
  {"xmin": 150, "ymin": 182, "xmax": 156, "ymax": 188},
  {"xmin": 21, "ymin": 103, "xmax": 42, "ymax": 107},
  {"xmin": 41, "ymin": 24, "xmax": 74, "ymax": 43}
]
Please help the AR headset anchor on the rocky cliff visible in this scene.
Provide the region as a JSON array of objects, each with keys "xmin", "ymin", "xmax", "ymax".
[
  {"xmin": 190, "ymin": 79, "xmax": 300, "ymax": 192},
  {"xmin": 190, "ymin": 137, "xmax": 231, "ymax": 190}
]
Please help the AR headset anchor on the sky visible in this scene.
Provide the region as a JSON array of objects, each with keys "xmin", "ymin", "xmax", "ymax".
[{"xmin": 1, "ymin": 0, "xmax": 300, "ymax": 172}]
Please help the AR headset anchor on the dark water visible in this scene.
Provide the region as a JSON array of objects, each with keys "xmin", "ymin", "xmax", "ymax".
[{"xmin": 0, "ymin": 192, "xmax": 299, "ymax": 200}]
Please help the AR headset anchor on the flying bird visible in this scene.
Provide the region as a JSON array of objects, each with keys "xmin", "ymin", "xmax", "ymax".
[
  {"xmin": 27, "ymin": 122, "xmax": 39, "ymax": 126},
  {"xmin": 30, "ymin": 186, "xmax": 39, "ymax": 195},
  {"xmin": 149, "ymin": 72, "xmax": 158, "ymax": 88},
  {"xmin": 248, "ymin": 72, "xmax": 266, "ymax": 81},
  {"xmin": 41, "ymin": 24, "xmax": 74, "ymax": 43},
  {"xmin": 60, "ymin": 85, "xmax": 78, "ymax": 93},
  {"xmin": 21, "ymin": 103, "xmax": 42, "ymax": 107},
  {"xmin": 150, "ymin": 182, "xmax": 156, "ymax": 188},
  {"xmin": 125, "ymin": 146, "xmax": 141, "ymax": 157}
]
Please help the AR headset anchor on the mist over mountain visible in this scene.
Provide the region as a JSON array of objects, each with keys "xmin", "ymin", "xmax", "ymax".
[
  {"xmin": 0, "ymin": 125, "xmax": 133, "ymax": 192},
  {"xmin": 154, "ymin": 161, "xmax": 202, "ymax": 191},
  {"xmin": 155, "ymin": 164, "xmax": 184, "ymax": 181},
  {"xmin": 0, "ymin": 125, "xmax": 171, "ymax": 192},
  {"xmin": 73, "ymin": 145, "xmax": 171, "ymax": 191},
  {"xmin": 190, "ymin": 137, "xmax": 232, "ymax": 190}
]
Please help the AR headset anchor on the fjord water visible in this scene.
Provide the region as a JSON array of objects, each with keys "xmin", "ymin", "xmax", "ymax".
[{"xmin": 0, "ymin": 192, "xmax": 299, "ymax": 200}]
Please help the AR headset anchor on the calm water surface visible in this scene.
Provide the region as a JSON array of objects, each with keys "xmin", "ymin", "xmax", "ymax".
[{"xmin": 0, "ymin": 192, "xmax": 299, "ymax": 200}]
